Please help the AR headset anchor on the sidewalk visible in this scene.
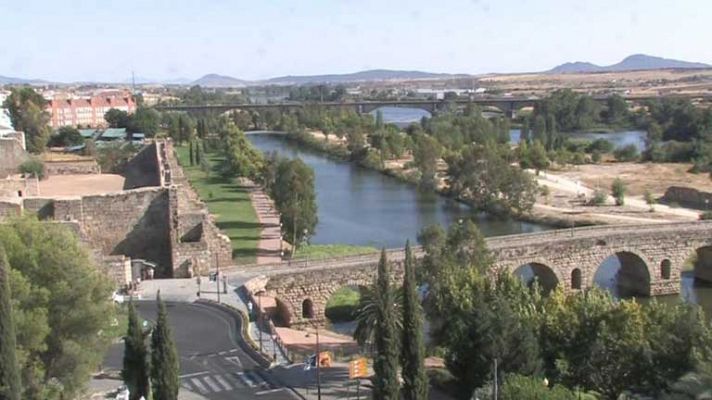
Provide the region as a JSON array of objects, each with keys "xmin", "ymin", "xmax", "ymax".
[{"xmin": 243, "ymin": 179, "xmax": 283, "ymax": 264}]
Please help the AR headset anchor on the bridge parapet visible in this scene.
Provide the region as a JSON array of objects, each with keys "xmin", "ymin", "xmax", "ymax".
[{"xmin": 238, "ymin": 222, "xmax": 712, "ymax": 328}]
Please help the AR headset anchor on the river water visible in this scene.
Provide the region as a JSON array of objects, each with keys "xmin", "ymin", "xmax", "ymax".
[{"xmin": 248, "ymin": 133, "xmax": 547, "ymax": 248}]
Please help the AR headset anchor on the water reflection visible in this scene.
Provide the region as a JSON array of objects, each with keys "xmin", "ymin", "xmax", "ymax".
[{"xmin": 248, "ymin": 133, "xmax": 547, "ymax": 247}]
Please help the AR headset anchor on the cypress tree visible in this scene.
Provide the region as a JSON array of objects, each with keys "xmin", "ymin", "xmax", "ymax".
[
  {"xmin": 372, "ymin": 249, "xmax": 400, "ymax": 400},
  {"xmin": 400, "ymin": 241, "xmax": 427, "ymax": 400},
  {"xmin": 151, "ymin": 292, "xmax": 180, "ymax": 400},
  {"xmin": 0, "ymin": 245, "xmax": 21, "ymax": 400},
  {"xmin": 189, "ymin": 140, "xmax": 194, "ymax": 166},
  {"xmin": 195, "ymin": 140, "xmax": 201, "ymax": 165},
  {"xmin": 122, "ymin": 300, "xmax": 149, "ymax": 400}
]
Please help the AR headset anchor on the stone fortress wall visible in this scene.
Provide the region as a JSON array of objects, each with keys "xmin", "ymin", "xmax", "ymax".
[
  {"xmin": 0, "ymin": 139, "xmax": 233, "ymax": 285},
  {"xmin": 0, "ymin": 132, "xmax": 27, "ymax": 178}
]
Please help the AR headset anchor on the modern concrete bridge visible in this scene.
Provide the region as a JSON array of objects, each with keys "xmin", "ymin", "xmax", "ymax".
[
  {"xmin": 155, "ymin": 94, "xmax": 708, "ymax": 119},
  {"xmin": 238, "ymin": 221, "xmax": 712, "ymax": 327}
]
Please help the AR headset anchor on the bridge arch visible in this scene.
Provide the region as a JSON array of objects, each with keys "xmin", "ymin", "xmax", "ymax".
[
  {"xmin": 302, "ymin": 298, "xmax": 315, "ymax": 319},
  {"xmin": 513, "ymin": 261, "xmax": 560, "ymax": 293},
  {"xmin": 592, "ymin": 250, "xmax": 652, "ymax": 297},
  {"xmin": 324, "ymin": 284, "xmax": 369, "ymax": 324},
  {"xmin": 685, "ymin": 245, "xmax": 712, "ymax": 285}
]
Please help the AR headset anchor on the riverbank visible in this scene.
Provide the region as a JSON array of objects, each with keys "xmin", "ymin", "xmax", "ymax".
[{"xmin": 275, "ymin": 129, "xmax": 700, "ymax": 228}]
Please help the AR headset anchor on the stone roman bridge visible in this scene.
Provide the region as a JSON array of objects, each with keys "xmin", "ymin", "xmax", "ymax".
[{"xmin": 239, "ymin": 221, "xmax": 712, "ymax": 327}]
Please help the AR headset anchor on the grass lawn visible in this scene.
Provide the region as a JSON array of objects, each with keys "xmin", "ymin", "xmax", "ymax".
[
  {"xmin": 295, "ymin": 244, "xmax": 378, "ymax": 260},
  {"xmin": 325, "ymin": 286, "xmax": 362, "ymax": 322},
  {"xmin": 175, "ymin": 145, "xmax": 260, "ymax": 264}
]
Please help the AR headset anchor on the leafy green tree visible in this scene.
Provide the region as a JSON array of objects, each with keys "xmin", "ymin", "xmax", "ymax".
[
  {"xmin": 1, "ymin": 218, "xmax": 114, "ymax": 400},
  {"xmin": 271, "ymin": 158, "xmax": 318, "ymax": 247},
  {"xmin": 400, "ymin": 242, "xmax": 427, "ymax": 400},
  {"xmin": 613, "ymin": 143, "xmax": 639, "ymax": 162},
  {"xmin": 611, "ymin": 178, "xmax": 626, "ymax": 206},
  {"xmin": 412, "ymin": 133, "xmax": 441, "ymax": 190},
  {"xmin": 605, "ymin": 94, "xmax": 630, "ymax": 125},
  {"xmin": 48, "ymin": 126, "xmax": 84, "ymax": 147},
  {"xmin": 122, "ymin": 301, "xmax": 149, "ymax": 400},
  {"xmin": 151, "ymin": 293, "xmax": 180, "ymax": 400},
  {"xmin": 189, "ymin": 140, "xmax": 194, "ymax": 166},
  {"xmin": 18, "ymin": 157, "xmax": 45, "ymax": 179},
  {"xmin": 0, "ymin": 245, "xmax": 21, "ymax": 400},
  {"xmin": 128, "ymin": 107, "xmax": 161, "ymax": 137},
  {"xmin": 496, "ymin": 374, "xmax": 581, "ymax": 400},
  {"xmin": 372, "ymin": 250, "xmax": 400, "ymax": 400},
  {"xmin": 529, "ymin": 140, "xmax": 550, "ymax": 174},
  {"xmin": 375, "ymin": 110, "xmax": 384, "ymax": 129},
  {"xmin": 2, "ymin": 88, "xmax": 51, "ymax": 153},
  {"xmin": 446, "ymin": 144, "xmax": 537, "ymax": 215},
  {"xmin": 104, "ymin": 108, "xmax": 130, "ymax": 128},
  {"xmin": 218, "ymin": 121, "xmax": 264, "ymax": 180}
]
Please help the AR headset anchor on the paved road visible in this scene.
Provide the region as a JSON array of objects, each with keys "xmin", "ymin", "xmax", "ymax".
[{"xmin": 104, "ymin": 301, "xmax": 299, "ymax": 400}]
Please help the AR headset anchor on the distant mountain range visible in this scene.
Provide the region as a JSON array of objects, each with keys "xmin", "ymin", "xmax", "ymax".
[
  {"xmin": 262, "ymin": 69, "xmax": 468, "ymax": 85},
  {"xmin": 0, "ymin": 75, "xmax": 48, "ymax": 85},
  {"xmin": 2, "ymin": 55, "xmax": 711, "ymax": 87},
  {"xmin": 548, "ymin": 54, "xmax": 711, "ymax": 74}
]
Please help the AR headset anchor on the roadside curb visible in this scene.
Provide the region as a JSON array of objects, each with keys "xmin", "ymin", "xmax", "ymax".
[{"xmin": 195, "ymin": 299, "xmax": 307, "ymax": 400}]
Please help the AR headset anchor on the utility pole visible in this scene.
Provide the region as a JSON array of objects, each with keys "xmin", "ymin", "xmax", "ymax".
[
  {"xmin": 316, "ymin": 330, "xmax": 322, "ymax": 400},
  {"xmin": 493, "ymin": 358, "xmax": 498, "ymax": 400},
  {"xmin": 215, "ymin": 254, "xmax": 220, "ymax": 303}
]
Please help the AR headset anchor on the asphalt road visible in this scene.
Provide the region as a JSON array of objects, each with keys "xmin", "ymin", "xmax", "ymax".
[{"xmin": 104, "ymin": 301, "xmax": 299, "ymax": 400}]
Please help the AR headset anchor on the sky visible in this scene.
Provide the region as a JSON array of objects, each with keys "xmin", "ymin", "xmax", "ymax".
[{"xmin": 0, "ymin": 0, "xmax": 711, "ymax": 82}]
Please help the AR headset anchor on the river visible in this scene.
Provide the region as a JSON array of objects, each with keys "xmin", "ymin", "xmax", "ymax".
[{"xmin": 248, "ymin": 133, "xmax": 547, "ymax": 248}]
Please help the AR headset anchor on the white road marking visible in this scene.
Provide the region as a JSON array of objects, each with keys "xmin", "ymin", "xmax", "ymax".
[
  {"xmin": 179, "ymin": 371, "xmax": 210, "ymax": 379},
  {"xmin": 225, "ymin": 356, "xmax": 242, "ymax": 367},
  {"xmin": 190, "ymin": 378, "xmax": 209, "ymax": 394},
  {"xmin": 214, "ymin": 374, "xmax": 233, "ymax": 390},
  {"xmin": 256, "ymin": 388, "xmax": 286, "ymax": 395},
  {"xmin": 203, "ymin": 375, "xmax": 223, "ymax": 392}
]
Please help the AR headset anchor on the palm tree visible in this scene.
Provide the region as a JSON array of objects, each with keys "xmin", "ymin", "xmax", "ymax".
[{"xmin": 352, "ymin": 285, "xmax": 403, "ymax": 353}]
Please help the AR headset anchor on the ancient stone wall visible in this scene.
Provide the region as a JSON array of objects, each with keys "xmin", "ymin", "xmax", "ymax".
[
  {"xmin": 663, "ymin": 186, "xmax": 712, "ymax": 210},
  {"xmin": 0, "ymin": 200, "xmax": 21, "ymax": 218},
  {"xmin": 44, "ymin": 160, "xmax": 100, "ymax": 175},
  {"xmin": 0, "ymin": 176, "xmax": 39, "ymax": 198},
  {"xmin": 20, "ymin": 187, "xmax": 174, "ymax": 276},
  {"xmin": 0, "ymin": 136, "xmax": 27, "ymax": 178},
  {"xmin": 123, "ymin": 142, "xmax": 162, "ymax": 189}
]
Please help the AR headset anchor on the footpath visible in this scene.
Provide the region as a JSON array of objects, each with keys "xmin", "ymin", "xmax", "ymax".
[{"xmin": 242, "ymin": 179, "xmax": 283, "ymax": 264}]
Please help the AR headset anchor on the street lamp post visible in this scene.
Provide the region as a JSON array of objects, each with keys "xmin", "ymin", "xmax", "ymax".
[
  {"xmin": 258, "ymin": 292, "xmax": 263, "ymax": 353},
  {"xmin": 215, "ymin": 254, "xmax": 220, "ymax": 304},
  {"xmin": 302, "ymin": 229, "xmax": 309, "ymax": 268}
]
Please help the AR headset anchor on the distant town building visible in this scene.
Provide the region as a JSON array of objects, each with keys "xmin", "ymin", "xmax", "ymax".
[{"xmin": 45, "ymin": 90, "xmax": 136, "ymax": 128}]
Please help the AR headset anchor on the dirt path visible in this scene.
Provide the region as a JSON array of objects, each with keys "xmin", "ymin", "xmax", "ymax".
[
  {"xmin": 244, "ymin": 180, "xmax": 283, "ymax": 264},
  {"xmin": 533, "ymin": 170, "xmax": 700, "ymax": 222}
]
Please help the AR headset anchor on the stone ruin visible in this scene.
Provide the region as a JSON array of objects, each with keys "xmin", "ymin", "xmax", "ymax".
[{"xmin": 0, "ymin": 139, "xmax": 232, "ymax": 288}]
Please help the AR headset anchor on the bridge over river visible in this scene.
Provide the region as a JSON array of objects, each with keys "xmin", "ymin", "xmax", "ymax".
[
  {"xmin": 235, "ymin": 221, "xmax": 712, "ymax": 327},
  {"xmin": 155, "ymin": 94, "xmax": 709, "ymax": 119}
]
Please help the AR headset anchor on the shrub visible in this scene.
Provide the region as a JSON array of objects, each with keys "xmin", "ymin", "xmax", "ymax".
[
  {"xmin": 18, "ymin": 157, "xmax": 45, "ymax": 179},
  {"xmin": 591, "ymin": 151, "xmax": 602, "ymax": 163},
  {"xmin": 611, "ymin": 178, "xmax": 626, "ymax": 206},
  {"xmin": 700, "ymin": 211, "xmax": 712, "ymax": 220},
  {"xmin": 590, "ymin": 189, "xmax": 607, "ymax": 206},
  {"xmin": 613, "ymin": 144, "xmax": 639, "ymax": 162},
  {"xmin": 586, "ymin": 138, "xmax": 614, "ymax": 154}
]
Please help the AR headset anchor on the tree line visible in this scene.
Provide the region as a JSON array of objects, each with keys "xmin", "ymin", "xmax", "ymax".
[{"xmin": 355, "ymin": 219, "xmax": 712, "ymax": 399}]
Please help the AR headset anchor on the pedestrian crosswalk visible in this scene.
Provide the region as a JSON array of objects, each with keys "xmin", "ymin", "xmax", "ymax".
[{"xmin": 181, "ymin": 370, "xmax": 276, "ymax": 395}]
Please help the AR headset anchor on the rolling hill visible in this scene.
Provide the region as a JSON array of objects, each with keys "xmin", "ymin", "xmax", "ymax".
[{"xmin": 548, "ymin": 54, "xmax": 711, "ymax": 74}]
